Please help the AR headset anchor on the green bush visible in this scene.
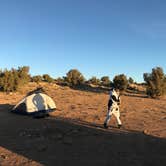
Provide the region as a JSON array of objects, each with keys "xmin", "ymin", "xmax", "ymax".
[
  {"xmin": 88, "ymin": 76, "xmax": 100, "ymax": 86},
  {"xmin": 66, "ymin": 69, "xmax": 85, "ymax": 86},
  {"xmin": 101, "ymin": 76, "xmax": 111, "ymax": 87},
  {"xmin": 0, "ymin": 66, "xmax": 30, "ymax": 92},
  {"xmin": 143, "ymin": 67, "xmax": 166, "ymax": 98},
  {"xmin": 113, "ymin": 74, "xmax": 128, "ymax": 91},
  {"xmin": 31, "ymin": 75, "xmax": 43, "ymax": 83},
  {"xmin": 42, "ymin": 74, "xmax": 54, "ymax": 83},
  {"xmin": 55, "ymin": 77, "xmax": 68, "ymax": 86},
  {"xmin": 128, "ymin": 77, "xmax": 134, "ymax": 84},
  {"xmin": 17, "ymin": 66, "xmax": 30, "ymax": 86}
]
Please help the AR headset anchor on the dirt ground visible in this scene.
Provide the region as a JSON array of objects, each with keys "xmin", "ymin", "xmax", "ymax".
[{"xmin": 0, "ymin": 83, "xmax": 165, "ymax": 166}]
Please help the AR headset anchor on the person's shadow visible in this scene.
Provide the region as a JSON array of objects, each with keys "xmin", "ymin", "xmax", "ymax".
[
  {"xmin": 32, "ymin": 93, "xmax": 50, "ymax": 118},
  {"xmin": 32, "ymin": 93, "xmax": 46, "ymax": 111}
]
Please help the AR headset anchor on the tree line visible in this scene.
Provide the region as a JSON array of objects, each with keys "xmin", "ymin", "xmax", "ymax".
[{"xmin": 0, "ymin": 66, "xmax": 166, "ymax": 98}]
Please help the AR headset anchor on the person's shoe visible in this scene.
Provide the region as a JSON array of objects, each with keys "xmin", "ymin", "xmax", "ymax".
[
  {"xmin": 104, "ymin": 123, "xmax": 108, "ymax": 129},
  {"xmin": 118, "ymin": 124, "xmax": 122, "ymax": 129}
]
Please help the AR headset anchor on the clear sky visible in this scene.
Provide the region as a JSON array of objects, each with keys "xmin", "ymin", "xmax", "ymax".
[{"xmin": 0, "ymin": 0, "xmax": 166, "ymax": 82}]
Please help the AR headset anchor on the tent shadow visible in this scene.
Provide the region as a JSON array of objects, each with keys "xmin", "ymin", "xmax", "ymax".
[{"xmin": 0, "ymin": 104, "xmax": 166, "ymax": 166}]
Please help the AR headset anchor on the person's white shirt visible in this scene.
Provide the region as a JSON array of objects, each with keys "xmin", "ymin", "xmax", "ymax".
[{"xmin": 109, "ymin": 89, "xmax": 120, "ymax": 105}]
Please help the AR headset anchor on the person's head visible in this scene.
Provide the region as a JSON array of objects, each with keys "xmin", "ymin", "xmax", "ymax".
[
  {"xmin": 115, "ymin": 88, "xmax": 120, "ymax": 96},
  {"xmin": 111, "ymin": 84, "xmax": 119, "ymax": 91},
  {"xmin": 111, "ymin": 84, "xmax": 115, "ymax": 90},
  {"xmin": 114, "ymin": 87, "xmax": 120, "ymax": 91},
  {"xmin": 112, "ymin": 85, "xmax": 120, "ymax": 94}
]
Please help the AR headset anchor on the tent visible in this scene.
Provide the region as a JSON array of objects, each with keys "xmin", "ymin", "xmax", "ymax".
[{"xmin": 12, "ymin": 92, "xmax": 56, "ymax": 117}]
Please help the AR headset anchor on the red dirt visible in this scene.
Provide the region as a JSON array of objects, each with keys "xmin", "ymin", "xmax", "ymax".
[{"xmin": 0, "ymin": 83, "xmax": 165, "ymax": 166}]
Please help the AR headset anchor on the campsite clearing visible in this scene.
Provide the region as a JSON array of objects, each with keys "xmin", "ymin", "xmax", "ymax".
[{"xmin": 0, "ymin": 83, "xmax": 165, "ymax": 166}]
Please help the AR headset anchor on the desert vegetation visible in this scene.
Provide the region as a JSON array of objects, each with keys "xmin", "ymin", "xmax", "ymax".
[
  {"xmin": 144, "ymin": 67, "xmax": 166, "ymax": 98},
  {"xmin": 0, "ymin": 66, "xmax": 166, "ymax": 98},
  {"xmin": 0, "ymin": 66, "xmax": 30, "ymax": 92}
]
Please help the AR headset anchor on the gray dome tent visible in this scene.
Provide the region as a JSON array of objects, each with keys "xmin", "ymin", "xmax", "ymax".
[{"xmin": 12, "ymin": 91, "xmax": 56, "ymax": 117}]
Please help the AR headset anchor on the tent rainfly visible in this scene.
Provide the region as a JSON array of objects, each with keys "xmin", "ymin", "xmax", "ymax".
[{"xmin": 12, "ymin": 92, "xmax": 56, "ymax": 116}]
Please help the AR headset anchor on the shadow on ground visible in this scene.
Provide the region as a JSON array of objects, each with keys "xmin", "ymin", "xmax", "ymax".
[{"xmin": 0, "ymin": 104, "xmax": 166, "ymax": 166}]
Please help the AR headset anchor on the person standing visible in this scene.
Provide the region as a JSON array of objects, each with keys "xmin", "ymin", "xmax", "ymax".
[{"xmin": 104, "ymin": 87, "xmax": 122, "ymax": 129}]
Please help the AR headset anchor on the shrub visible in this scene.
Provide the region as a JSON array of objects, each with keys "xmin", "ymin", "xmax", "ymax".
[
  {"xmin": 17, "ymin": 66, "xmax": 30, "ymax": 86},
  {"xmin": 88, "ymin": 76, "xmax": 100, "ymax": 86},
  {"xmin": 128, "ymin": 77, "xmax": 134, "ymax": 84},
  {"xmin": 101, "ymin": 76, "xmax": 111, "ymax": 87},
  {"xmin": 0, "ymin": 66, "xmax": 30, "ymax": 92},
  {"xmin": 31, "ymin": 75, "xmax": 43, "ymax": 83},
  {"xmin": 55, "ymin": 77, "xmax": 68, "ymax": 86},
  {"xmin": 43, "ymin": 74, "xmax": 54, "ymax": 83},
  {"xmin": 113, "ymin": 74, "xmax": 128, "ymax": 91},
  {"xmin": 66, "ymin": 69, "xmax": 85, "ymax": 86},
  {"xmin": 143, "ymin": 67, "xmax": 166, "ymax": 98}
]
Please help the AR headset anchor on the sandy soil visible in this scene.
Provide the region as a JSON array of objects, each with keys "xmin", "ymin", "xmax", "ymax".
[{"xmin": 0, "ymin": 83, "xmax": 165, "ymax": 166}]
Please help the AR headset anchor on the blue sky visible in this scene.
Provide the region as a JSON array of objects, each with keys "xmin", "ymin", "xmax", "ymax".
[{"xmin": 0, "ymin": 0, "xmax": 166, "ymax": 82}]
